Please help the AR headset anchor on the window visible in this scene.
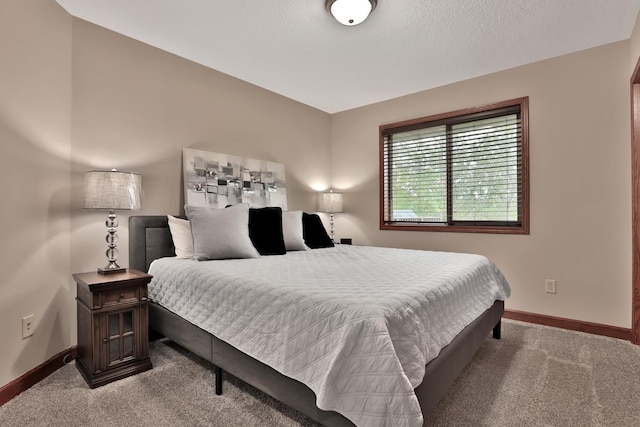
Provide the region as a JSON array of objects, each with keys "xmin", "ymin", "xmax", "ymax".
[{"xmin": 380, "ymin": 97, "xmax": 529, "ymax": 234}]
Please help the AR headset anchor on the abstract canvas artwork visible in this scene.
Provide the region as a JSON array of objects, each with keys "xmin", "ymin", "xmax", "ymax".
[{"xmin": 182, "ymin": 148, "xmax": 287, "ymax": 209}]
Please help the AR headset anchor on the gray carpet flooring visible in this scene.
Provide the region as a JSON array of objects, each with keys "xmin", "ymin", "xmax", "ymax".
[{"xmin": 1, "ymin": 319, "xmax": 640, "ymax": 426}]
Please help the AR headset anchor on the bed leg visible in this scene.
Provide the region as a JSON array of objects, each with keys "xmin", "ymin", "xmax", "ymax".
[
  {"xmin": 492, "ymin": 320, "xmax": 501, "ymax": 339},
  {"xmin": 214, "ymin": 365, "xmax": 223, "ymax": 395}
]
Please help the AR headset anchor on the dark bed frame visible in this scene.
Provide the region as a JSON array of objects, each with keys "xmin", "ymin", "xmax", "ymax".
[{"xmin": 129, "ymin": 215, "xmax": 504, "ymax": 426}]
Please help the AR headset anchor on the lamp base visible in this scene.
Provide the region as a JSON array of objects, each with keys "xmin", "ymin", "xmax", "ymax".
[
  {"xmin": 98, "ymin": 265, "xmax": 126, "ymax": 275},
  {"xmin": 99, "ymin": 211, "xmax": 125, "ymax": 275}
]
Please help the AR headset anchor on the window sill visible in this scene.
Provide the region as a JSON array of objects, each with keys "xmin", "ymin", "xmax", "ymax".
[{"xmin": 380, "ymin": 223, "xmax": 529, "ymax": 235}]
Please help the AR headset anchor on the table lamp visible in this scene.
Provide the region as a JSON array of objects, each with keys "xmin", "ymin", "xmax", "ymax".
[
  {"xmin": 317, "ymin": 190, "xmax": 344, "ymax": 242},
  {"xmin": 83, "ymin": 170, "xmax": 142, "ymax": 274}
]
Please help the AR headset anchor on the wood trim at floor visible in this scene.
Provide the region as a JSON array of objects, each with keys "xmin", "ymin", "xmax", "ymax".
[
  {"xmin": 504, "ymin": 310, "xmax": 632, "ymax": 341},
  {"xmin": 0, "ymin": 346, "xmax": 77, "ymax": 407}
]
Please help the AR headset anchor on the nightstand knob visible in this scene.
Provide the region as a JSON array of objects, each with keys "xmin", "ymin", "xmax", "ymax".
[{"xmin": 119, "ymin": 293, "xmax": 125, "ymax": 299}]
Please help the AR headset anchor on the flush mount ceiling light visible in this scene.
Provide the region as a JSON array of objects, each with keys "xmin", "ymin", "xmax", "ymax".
[{"xmin": 326, "ymin": 0, "xmax": 377, "ymax": 26}]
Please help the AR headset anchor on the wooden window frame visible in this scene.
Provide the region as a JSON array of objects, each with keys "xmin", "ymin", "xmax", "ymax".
[{"xmin": 379, "ymin": 97, "xmax": 530, "ymax": 234}]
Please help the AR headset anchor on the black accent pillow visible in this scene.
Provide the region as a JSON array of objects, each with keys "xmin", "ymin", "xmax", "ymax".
[
  {"xmin": 302, "ymin": 212, "xmax": 335, "ymax": 249},
  {"xmin": 248, "ymin": 207, "xmax": 287, "ymax": 255}
]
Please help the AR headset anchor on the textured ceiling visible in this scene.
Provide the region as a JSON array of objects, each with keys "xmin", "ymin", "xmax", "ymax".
[{"xmin": 55, "ymin": 0, "xmax": 640, "ymax": 113}]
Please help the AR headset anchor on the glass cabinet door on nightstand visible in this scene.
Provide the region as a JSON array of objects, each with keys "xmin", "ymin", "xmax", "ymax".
[{"xmin": 103, "ymin": 308, "xmax": 138, "ymax": 369}]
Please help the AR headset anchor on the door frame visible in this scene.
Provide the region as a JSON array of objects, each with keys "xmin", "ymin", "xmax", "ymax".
[{"xmin": 630, "ymin": 57, "xmax": 640, "ymax": 344}]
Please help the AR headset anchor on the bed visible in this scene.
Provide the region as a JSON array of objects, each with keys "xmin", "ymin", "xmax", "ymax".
[{"xmin": 129, "ymin": 214, "xmax": 509, "ymax": 427}]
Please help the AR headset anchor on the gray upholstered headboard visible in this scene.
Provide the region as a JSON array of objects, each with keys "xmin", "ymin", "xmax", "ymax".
[{"xmin": 129, "ymin": 216, "xmax": 176, "ymax": 273}]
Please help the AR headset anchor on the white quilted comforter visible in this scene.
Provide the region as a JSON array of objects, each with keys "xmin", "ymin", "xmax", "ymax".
[{"xmin": 148, "ymin": 245, "xmax": 511, "ymax": 427}]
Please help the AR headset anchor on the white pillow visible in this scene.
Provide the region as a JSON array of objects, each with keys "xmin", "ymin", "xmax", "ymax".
[
  {"xmin": 167, "ymin": 215, "xmax": 194, "ymax": 259},
  {"xmin": 282, "ymin": 210, "xmax": 308, "ymax": 251},
  {"xmin": 185, "ymin": 204, "xmax": 260, "ymax": 260}
]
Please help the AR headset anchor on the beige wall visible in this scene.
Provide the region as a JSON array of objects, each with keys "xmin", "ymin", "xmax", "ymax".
[
  {"xmin": 631, "ymin": 12, "xmax": 640, "ymax": 73},
  {"xmin": 0, "ymin": 0, "xmax": 72, "ymax": 387},
  {"xmin": 0, "ymin": 1, "xmax": 330, "ymax": 390},
  {"xmin": 331, "ymin": 41, "xmax": 633, "ymax": 328},
  {"xmin": 69, "ymin": 19, "xmax": 332, "ymax": 274}
]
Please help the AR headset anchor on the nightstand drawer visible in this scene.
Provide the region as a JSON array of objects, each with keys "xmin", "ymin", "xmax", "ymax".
[{"xmin": 99, "ymin": 287, "xmax": 140, "ymax": 307}]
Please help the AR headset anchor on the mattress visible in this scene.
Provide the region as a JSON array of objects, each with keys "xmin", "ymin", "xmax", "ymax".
[{"xmin": 148, "ymin": 245, "xmax": 511, "ymax": 427}]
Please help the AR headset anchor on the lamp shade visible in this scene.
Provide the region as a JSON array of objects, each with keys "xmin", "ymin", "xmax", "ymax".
[
  {"xmin": 326, "ymin": 0, "xmax": 377, "ymax": 26},
  {"xmin": 317, "ymin": 191, "xmax": 344, "ymax": 213},
  {"xmin": 83, "ymin": 170, "xmax": 142, "ymax": 211}
]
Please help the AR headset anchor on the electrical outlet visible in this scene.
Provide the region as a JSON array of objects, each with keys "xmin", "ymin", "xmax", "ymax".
[
  {"xmin": 22, "ymin": 314, "xmax": 34, "ymax": 339},
  {"xmin": 545, "ymin": 279, "xmax": 557, "ymax": 294}
]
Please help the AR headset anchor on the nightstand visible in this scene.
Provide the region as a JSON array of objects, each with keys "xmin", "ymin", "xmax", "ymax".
[{"xmin": 74, "ymin": 269, "xmax": 153, "ymax": 388}]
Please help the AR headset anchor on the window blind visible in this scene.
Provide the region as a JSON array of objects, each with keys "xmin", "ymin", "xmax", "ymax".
[{"xmin": 381, "ymin": 99, "xmax": 527, "ymax": 232}]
